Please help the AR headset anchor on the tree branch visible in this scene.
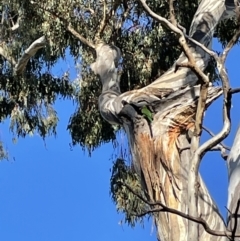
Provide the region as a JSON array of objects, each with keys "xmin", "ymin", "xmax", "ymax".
[
  {"xmin": 140, "ymin": 0, "xmax": 213, "ymax": 238},
  {"xmin": 120, "ymin": 181, "xmax": 240, "ymax": 238},
  {"xmin": 169, "ymin": 0, "xmax": 177, "ymax": 26},
  {"xmin": 139, "ymin": 0, "xmax": 226, "ymax": 91},
  {"xmin": 95, "ymin": 0, "xmax": 107, "ymax": 42},
  {"xmin": 186, "ymin": 18, "xmax": 239, "ymax": 241},
  {"xmin": 195, "ymin": 11, "xmax": 240, "ymax": 158},
  {"xmin": 138, "ymin": 0, "xmax": 182, "ymax": 35},
  {"xmin": 67, "ymin": 25, "xmax": 95, "ymax": 49},
  {"xmin": 15, "ymin": 36, "xmax": 47, "ymax": 75},
  {"xmin": 30, "ymin": 1, "xmax": 95, "ymax": 50},
  {"xmin": 209, "ymin": 144, "xmax": 228, "ymax": 160},
  {"xmin": 202, "ymin": 125, "xmax": 231, "ymax": 151},
  {"xmin": 230, "ymin": 87, "xmax": 240, "ymax": 94},
  {"xmin": 10, "ymin": 9, "xmax": 23, "ymax": 31}
]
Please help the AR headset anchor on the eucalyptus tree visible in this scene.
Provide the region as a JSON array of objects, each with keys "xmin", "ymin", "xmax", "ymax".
[{"xmin": 1, "ymin": 0, "xmax": 240, "ymax": 241}]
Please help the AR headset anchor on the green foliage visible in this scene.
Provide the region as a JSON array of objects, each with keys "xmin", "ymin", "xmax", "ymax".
[
  {"xmin": 68, "ymin": 0, "xmax": 200, "ymax": 150},
  {"xmin": 0, "ymin": 0, "xmax": 238, "ymax": 156},
  {"xmin": 0, "ymin": 141, "xmax": 8, "ymax": 160},
  {"xmin": 215, "ymin": 18, "xmax": 240, "ymax": 47},
  {"xmin": 0, "ymin": 0, "xmax": 76, "ymax": 157},
  {"xmin": 110, "ymin": 158, "xmax": 148, "ymax": 226},
  {"xmin": 67, "ymin": 58, "xmax": 117, "ymax": 152}
]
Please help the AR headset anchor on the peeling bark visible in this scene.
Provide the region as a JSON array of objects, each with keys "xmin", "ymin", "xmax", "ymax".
[
  {"xmin": 119, "ymin": 86, "xmax": 226, "ymax": 241},
  {"xmin": 91, "ymin": 0, "xmax": 239, "ymax": 240}
]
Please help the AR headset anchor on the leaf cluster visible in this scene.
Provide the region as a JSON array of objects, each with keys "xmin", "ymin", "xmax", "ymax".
[
  {"xmin": 67, "ymin": 58, "xmax": 116, "ymax": 152},
  {"xmin": 110, "ymin": 158, "xmax": 148, "ymax": 226},
  {"xmin": 0, "ymin": 0, "xmax": 239, "ymax": 155}
]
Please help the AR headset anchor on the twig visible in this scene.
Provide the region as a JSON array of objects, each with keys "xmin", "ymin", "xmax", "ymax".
[{"xmin": 230, "ymin": 88, "xmax": 240, "ymax": 94}]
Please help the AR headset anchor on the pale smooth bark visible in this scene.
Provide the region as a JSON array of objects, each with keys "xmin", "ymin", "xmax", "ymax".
[
  {"xmin": 227, "ymin": 126, "xmax": 240, "ymax": 235},
  {"xmin": 91, "ymin": 0, "xmax": 239, "ymax": 240},
  {"xmin": 15, "ymin": 36, "xmax": 46, "ymax": 75}
]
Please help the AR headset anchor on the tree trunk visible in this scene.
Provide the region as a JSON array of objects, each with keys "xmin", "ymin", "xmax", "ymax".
[
  {"xmin": 227, "ymin": 125, "xmax": 240, "ymax": 236},
  {"xmin": 119, "ymin": 86, "xmax": 227, "ymax": 241},
  {"xmin": 92, "ymin": 0, "xmax": 238, "ymax": 240}
]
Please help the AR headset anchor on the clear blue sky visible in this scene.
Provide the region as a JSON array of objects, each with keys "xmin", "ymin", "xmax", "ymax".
[{"xmin": 0, "ymin": 40, "xmax": 239, "ymax": 241}]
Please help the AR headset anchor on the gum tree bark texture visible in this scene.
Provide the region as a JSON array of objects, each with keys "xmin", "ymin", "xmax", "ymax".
[
  {"xmin": 119, "ymin": 87, "xmax": 226, "ymax": 241},
  {"xmin": 92, "ymin": 0, "xmax": 238, "ymax": 240},
  {"xmin": 227, "ymin": 126, "xmax": 240, "ymax": 235}
]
